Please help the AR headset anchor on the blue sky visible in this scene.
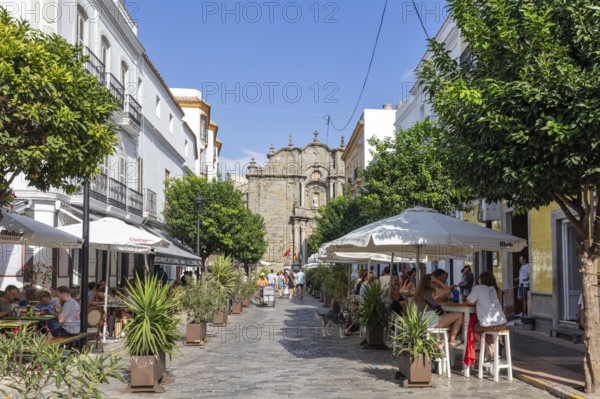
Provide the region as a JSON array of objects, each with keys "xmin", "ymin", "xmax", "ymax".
[{"xmin": 135, "ymin": 1, "xmax": 448, "ymax": 171}]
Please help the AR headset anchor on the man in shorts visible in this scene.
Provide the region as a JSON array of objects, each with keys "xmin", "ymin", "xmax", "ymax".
[{"xmin": 295, "ymin": 268, "xmax": 305, "ymax": 299}]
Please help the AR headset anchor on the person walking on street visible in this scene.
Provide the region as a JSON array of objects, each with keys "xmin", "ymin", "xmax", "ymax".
[
  {"xmin": 287, "ymin": 271, "xmax": 296, "ymax": 299},
  {"xmin": 516, "ymin": 255, "xmax": 530, "ymax": 317},
  {"xmin": 296, "ymin": 268, "xmax": 305, "ymax": 299},
  {"xmin": 267, "ymin": 269, "xmax": 276, "ymax": 286},
  {"xmin": 277, "ymin": 271, "xmax": 284, "ymax": 298}
]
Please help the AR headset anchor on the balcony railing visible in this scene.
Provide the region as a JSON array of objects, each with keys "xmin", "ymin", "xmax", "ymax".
[
  {"xmin": 106, "ymin": 73, "xmax": 125, "ymax": 110},
  {"xmin": 125, "ymin": 95, "xmax": 141, "ymax": 128},
  {"xmin": 90, "ymin": 173, "xmax": 108, "ymax": 202},
  {"xmin": 81, "ymin": 47, "xmax": 106, "ymax": 86},
  {"xmin": 108, "ymin": 177, "xmax": 127, "ymax": 210},
  {"xmin": 145, "ymin": 189, "xmax": 157, "ymax": 218},
  {"xmin": 128, "ymin": 188, "xmax": 143, "ymax": 216}
]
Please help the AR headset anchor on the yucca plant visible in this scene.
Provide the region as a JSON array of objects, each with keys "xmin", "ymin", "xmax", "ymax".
[
  {"xmin": 393, "ymin": 303, "xmax": 440, "ymax": 360},
  {"xmin": 358, "ymin": 280, "xmax": 387, "ymax": 328},
  {"xmin": 123, "ymin": 274, "xmax": 182, "ymax": 357},
  {"xmin": 207, "ymin": 254, "xmax": 236, "ymax": 296}
]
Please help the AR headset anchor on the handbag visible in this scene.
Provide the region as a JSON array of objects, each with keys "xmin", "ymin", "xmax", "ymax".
[{"xmin": 425, "ymin": 297, "xmax": 445, "ymax": 316}]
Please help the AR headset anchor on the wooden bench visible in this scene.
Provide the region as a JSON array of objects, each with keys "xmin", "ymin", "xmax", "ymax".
[{"xmin": 549, "ymin": 328, "xmax": 583, "ymax": 344}]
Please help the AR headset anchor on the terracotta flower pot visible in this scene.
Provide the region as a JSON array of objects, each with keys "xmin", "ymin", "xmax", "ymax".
[
  {"xmin": 398, "ymin": 353, "xmax": 432, "ymax": 384},
  {"xmin": 186, "ymin": 322, "xmax": 207, "ymax": 343},
  {"xmin": 231, "ymin": 301, "xmax": 243, "ymax": 314},
  {"xmin": 213, "ymin": 310, "xmax": 228, "ymax": 325},
  {"xmin": 242, "ymin": 299, "xmax": 250, "ymax": 307},
  {"xmin": 128, "ymin": 355, "xmax": 164, "ymax": 393},
  {"xmin": 323, "ymin": 296, "xmax": 332, "ymax": 307}
]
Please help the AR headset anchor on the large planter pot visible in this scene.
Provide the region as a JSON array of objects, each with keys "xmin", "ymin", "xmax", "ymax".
[
  {"xmin": 366, "ymin": 325, "xmax": 385, "ymax": 346},
  {"xmin": 128, "ymin": 355, "xmax": 165, "ymax": 393},
  {"xmin": 398, "ymin": 353, "xmax": 432, "ymax": 385},
  {"xmin": 319, "ymin": 292, "xmax": 325, "ymax": 303},
  {"xmin": 323, "ymin": 296, "xmax": 332, "ymax": 308},
  {"xmin": 186, "ymin": 322, "xmax": 207, "ymax": 344},
  {"xmin": 213, "ymin": 310, "xmax": 228, "ymax": 325},
  {"xmin": 231, "ymin": 301, "xmax": 243, "ymax": 314},
  {"xmin": 242, "ymin": 299, "xmax": 250, "ymax": 307}
]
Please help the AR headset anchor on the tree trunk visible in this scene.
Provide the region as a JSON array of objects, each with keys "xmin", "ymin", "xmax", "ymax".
[{"xmin": 580, "ymin": 248, "xmax": 600, "ymax": 393}]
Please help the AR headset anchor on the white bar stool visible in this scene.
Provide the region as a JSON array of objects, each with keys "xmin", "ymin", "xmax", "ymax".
[
  {"xmin": 478, "ymin": 329, "xmax": 513, "ymax": 382},
  {"xmin": 427, "ymin": 327, "xmax": 451, "ymax": 378}
]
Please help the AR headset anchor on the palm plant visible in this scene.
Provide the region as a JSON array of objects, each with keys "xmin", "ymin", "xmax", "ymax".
[
  {"xmin": 392, "ymin": 303, "xmax": 440, "ymax": 360},
  {"xmin": 123, "ymin": 274, "xmax": 182, "ymax": 357},
  {"xmin": 207, "ymin": 254, "xmax": 236, "ymax": 296},
  {"xmin": 358, "ymin": 280, "xmax": 387, "ymax": 328}
]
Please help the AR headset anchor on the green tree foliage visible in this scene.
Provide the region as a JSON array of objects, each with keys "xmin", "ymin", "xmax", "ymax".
[
  {"xmin": 164, "ymin": 175, "xmax": 267, "ymax": 266},
  {"xmin": 0, "ymin": 9, "xmax": 118, "ymax": 206},
  {"xmin": 361, "ymin": 120, "xmax": 464, "ymax": 220},
  {"xmin": 418, "ymin": 0, "xmax": 600, "ymax": 391},
  {"xmin": 310, "ymin": 195, "xmax": 370, "ymax": 251},
  {"xmin": 230, "ymin": 209, "xmax": 268, "ymax": 265}
]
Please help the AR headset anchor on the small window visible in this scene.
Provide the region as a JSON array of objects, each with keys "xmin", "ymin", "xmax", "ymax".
[
  {"xmin": 184, "ymin": 140, "xmax": 189, "ymax": 158},
  {"xmin": 200, "ymin": 115, "xmax": 208, "ymax": 142},
  {"xmin": 155, "ymin": 96, "xmax": 161, "ymax": 118},
  {"xmin": 169, "ymin": 114, "xmax": 174, "ymax": 134},
  {"xmin": 120, "ymin": 61, "xmax": 129, "ymax": 87},
  {"xmin": 100, "ymin": 36, "xmax": 111, "ymax": 72},
  {"xmin": 76, "ymin": 5, "xmax": 87, "ymax": 46}
]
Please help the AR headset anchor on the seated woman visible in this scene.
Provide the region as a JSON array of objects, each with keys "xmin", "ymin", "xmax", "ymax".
[
  {"xmin": 36, "ymin": 291, "xmax": 61, "ymax": 332},
  {"xmin": 415, "ymin": 273, "xmax": 464, "ymax": 346},
  {"xmin": 400, "ymin": 274, "xmax": 414, "ymax": 292},
  {"xmin": 18, "ymin": 287, "xmax": 38, "ymax": 306},
  {"xmin": 344, "ymin": 301, "xmax": 361, "ymax": 336},
  {"xmin": 466, "ymin": 270, "xmax": 507, "ymax": 361},
  {"xmin": 384, "ymin": 276, "xmax": 406, "ymax": 316},
  {"xmin": 89, "ymin": 288, "xmax": 106, "ymax": 307}
]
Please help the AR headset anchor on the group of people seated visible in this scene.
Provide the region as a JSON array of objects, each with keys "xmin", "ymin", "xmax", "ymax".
[
  {"xmin": 345, "ymin": 265, "xmax": 507, "ymax": 361},
  {"xmin": 0, "ymin": 285, "xmax": 81, "ymax": 338}
]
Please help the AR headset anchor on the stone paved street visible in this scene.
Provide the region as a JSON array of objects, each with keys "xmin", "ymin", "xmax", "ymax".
[{"xmin": 102, "ymin": 294, "xmax": 554, "ymax": 399}]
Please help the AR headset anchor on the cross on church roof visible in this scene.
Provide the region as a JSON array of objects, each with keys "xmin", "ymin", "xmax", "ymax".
[{"xmin": 313, "ymin": 130, "xmax": 320, "ymax": 143}]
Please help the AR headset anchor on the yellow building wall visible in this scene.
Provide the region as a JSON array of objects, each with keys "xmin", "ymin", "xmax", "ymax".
[
  {"xmin": 461, "ymin": 205, "xmax": 502, "ymax": 286},
  {"xmin": 529, "ymin": 203, "xmax": 560, "ymax": 293}
]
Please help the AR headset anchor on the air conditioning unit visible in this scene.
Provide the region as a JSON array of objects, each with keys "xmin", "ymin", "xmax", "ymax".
[{"xmin": 478, "ymin": 199, "xmax": 502, "ymax": 222}]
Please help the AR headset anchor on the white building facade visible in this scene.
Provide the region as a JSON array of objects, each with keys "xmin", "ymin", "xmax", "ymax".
[
  {"xmin": 342, "ymin": 105, "xmax": 397, "ymax": 196},
  {"xmin": 0, "ymin": 0, "xmax": 204, "ymax": 289}
]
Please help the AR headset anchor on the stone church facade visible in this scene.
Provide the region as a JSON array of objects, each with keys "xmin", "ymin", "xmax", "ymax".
[{"xmin": 245, "ymin": 132, "xmax": 345, "ymax": 268}]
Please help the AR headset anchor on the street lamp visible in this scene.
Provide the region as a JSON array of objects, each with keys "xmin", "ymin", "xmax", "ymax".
[
  {"xmin": 194, "ymin": 195, "xmax": 203, "ymax": 257},
  {"xmin": 194, "ymin": 195, "xmax": 203, "ymax": 282}
]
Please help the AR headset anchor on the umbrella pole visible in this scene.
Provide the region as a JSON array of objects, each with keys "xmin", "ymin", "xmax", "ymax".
[
  {"xmin": 416, "ymin": 246, "xmax": 422, "ymax": 281},
  {"xmin": 103, "ymin": 250, "xmax": 110, "ymax": 343}
]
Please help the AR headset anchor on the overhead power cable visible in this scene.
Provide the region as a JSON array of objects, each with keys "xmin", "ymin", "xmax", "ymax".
[{"xmin": 327, "ymin": 0, "xmax": 389, "ymax": 133}]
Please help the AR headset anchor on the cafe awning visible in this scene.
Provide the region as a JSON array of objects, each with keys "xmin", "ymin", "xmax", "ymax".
[{"xmin": 141, "ymin": 226, "xmax": 202, "ymax": 268}]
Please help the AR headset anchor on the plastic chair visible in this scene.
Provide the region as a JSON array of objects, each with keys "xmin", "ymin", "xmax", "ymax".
[
  {"xmin": 428, "ymin": 327, "xmax": 451, "ymax": 378},
  {"xmin": 87, "ymin": 307, "xmax": 105, "ymax": 350},
  {"xmin": 478, "ymin": 330, "xmax": 513, "ymax": 382}
]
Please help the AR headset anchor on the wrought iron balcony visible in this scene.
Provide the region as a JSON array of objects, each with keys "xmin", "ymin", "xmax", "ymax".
[
  {"xmin": 128, "ymin": 188, "xmax": 143, "ymax": 216},
  {"xmin": 144, "ymin": 189, "xmax": 157, "ymax": 218},
  {"xmin": 81, "ymin": 47, "xmax": 106, "ymax": 86},
  {"xmin": 108, "ymin": 177, "xmax": 127, "ymax": 211},
  {"xmin": 90, "ymin": 173, "xmax": 108, "ymax": 202},
  {"xmin": 105, "ymin": 73, "xmax": 125, "ymax": 110},
  {"xmin": 125, "ymin": 95, "xmax": 141, "ymax": 128}
]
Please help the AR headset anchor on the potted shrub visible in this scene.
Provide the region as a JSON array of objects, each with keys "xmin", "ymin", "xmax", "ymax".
[
  {"xmin": 207, "ymin": 255, "xmax": 236, "ymax": 325},
  {"xmin": 230, "ymin": 274, "xmax": 246, "ymax": 314},
  {"xmin": 392, "ymin": 303, "xmax": 440, "ymax": 386},
  {"xmin": 325, "ymin": 264, "xmax": 350, "ymax": 314},
  {"xmin": 358, "ymin": 280, "xmax": 387, "ymax": 347},
  {"xmin": 178, "ymin": 280, "xmax": 214, "ymax": 344},
  {"xmin": 123, "ymin": 274, "xmax": 182, "ymax": 393}
]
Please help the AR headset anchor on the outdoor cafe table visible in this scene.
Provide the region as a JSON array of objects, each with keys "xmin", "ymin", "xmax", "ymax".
[
  {"xmin": 441, "ymin": 302, "xmax": 477, "ymax": 377},
  {"xmin": 4, "ymin": 315, "xmax": 57, "ymax": 322}
]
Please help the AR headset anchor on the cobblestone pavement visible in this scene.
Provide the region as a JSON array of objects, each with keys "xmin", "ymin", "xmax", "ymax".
[{"xmin": 101, "ymin": 293, "xmax": 554, "ymax": 399}]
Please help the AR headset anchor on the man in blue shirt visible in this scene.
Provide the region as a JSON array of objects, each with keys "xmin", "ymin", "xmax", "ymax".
[{"xmin": 295, "ymin": 268, "xmax": 305, "ymax": 299}]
